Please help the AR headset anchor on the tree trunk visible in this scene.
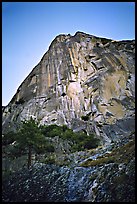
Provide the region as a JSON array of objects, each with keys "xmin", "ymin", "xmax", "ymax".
[{"xmin": 28, "ymin": 145, "xmax": 32, "ymax": 169}]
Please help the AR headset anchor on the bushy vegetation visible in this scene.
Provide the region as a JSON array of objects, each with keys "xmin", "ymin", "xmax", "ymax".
[
  {"xmin": 2, "ymin": 119, "xmax": 100, "ymax": 169},
  {"xmin": 80, "ymin": 139, "xmax": 135, "ymax": 167},
  {"xmin": 40, "ymin": 124, "xmax": 100, "ymax": 151},
  {"xmin": 14, "ymin": 117, "xmax": 47, "ymax": 168}
]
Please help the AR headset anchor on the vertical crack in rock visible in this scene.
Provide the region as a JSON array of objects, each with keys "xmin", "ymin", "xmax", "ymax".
[
  {"xmin": 2, "ymin": 32, "xmax": 135, "ymax": 203},
  {"xmin": 2, "ymin": 32, "xmax": 135, "ymax": 144}
]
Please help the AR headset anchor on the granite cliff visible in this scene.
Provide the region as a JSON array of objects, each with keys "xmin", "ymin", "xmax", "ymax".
[
  {"xmin": 2, "ymin": 31, "xmax": 135, "ymax": 144},
  {"xmin": 2, "ymin": 31, "xmax": 135, "ymax": 202}
]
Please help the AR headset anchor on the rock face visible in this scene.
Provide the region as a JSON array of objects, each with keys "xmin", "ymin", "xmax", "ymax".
[
  {"xmin": 2, "ymin": 31, "xmax": 135, "ymax": 144},
  {"xmin": 2, "ymin": 31, "xmax": 135, "ymax": 202},
  {"xmin": 2, "ymin": 137, "xmax": 135, "ymax": 202}
]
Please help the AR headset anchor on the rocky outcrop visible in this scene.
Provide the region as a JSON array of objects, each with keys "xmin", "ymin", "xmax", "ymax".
[
  {"xmin": 2, "ymin": 31, "xmax": 135, "ymax": 145},
  {"xmin": 2, "ymin": 135, "xmax": 135, "ymax": 202},
  {"xmin": 2, "ymin": 31, "xmax": 135, "ymax": 202}
]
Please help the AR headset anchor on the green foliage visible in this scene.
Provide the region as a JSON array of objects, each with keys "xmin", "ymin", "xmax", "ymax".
[
  {"xmin": 16, "ymin": 117, "xmax": 45, "ymax": 148},
  {"xmin": 3, "ymin": 119, "xmax": 100, "ymax": 168},
  {"xmin": 62, "ymin": 124, "xmax": 69, "ymax": 132},
  {"xmin": 43, "ymin": 156, "xmax": 55, "ymax": 164},
  {"xmin": 7, "ymin": 144, "xmax": 26, "ymax": 158},
  {"xmin": 62, "ymin": 129, "xmax": 74, "ymax": 140},
  {"xmin": 71, "ymin": 132, "xmax": 99, "ymax": 151},
  {"xmin": 40, "ymin": 124, "xmax": 62, "ymax": 137},
  {"xmin": 45, "ymin": 144, "xmax": 55, "ymax": 153},
  {"xmin": 40, "ymin": 124, "xmax": 99, "ymax": 151},
  {"xmin": 83, "ymin": 134, "xmax": 100, "ymax": 149},
  {"xmin": 14, "ymin": 117, "xmax": 47, "ymax": 168},
  {"xmin": 80, "ymin": 139, "xmax": 135, "ymax": 167},
  {"xmin": 40, "ymin": 124, "xmax": 73, "ymax": 139},
  {"xmin": 34, "ymin": 141, "xmax": 54, "ymax": 154},
  {"xmin": 80, "ymin": 156, "xmax": 115, "ymax": 167}
]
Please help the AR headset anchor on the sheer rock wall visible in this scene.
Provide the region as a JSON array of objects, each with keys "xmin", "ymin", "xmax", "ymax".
[{"xmin": 2, "ymin": 31, "xmax": 135, "ymax": 144}]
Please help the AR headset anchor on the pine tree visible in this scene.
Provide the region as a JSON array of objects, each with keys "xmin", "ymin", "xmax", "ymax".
[{"xmin": 15, "ymin": 117, "xmax": 46, "ymax": 169}]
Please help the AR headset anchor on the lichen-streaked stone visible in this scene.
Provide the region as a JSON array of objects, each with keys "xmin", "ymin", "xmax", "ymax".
[{"xmin": 2, "ymin": 31, "xmax": 135, "ymax": 144}]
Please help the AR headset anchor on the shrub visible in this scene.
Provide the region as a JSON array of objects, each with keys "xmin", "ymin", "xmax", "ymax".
[
  {"xmin": 44, "ymin": 143, "xmax": 54, "ymax": 153},
  {"xmin": 83, "ymin": 134, "xmax": 100, "ymax": 149},
  {"xmin": 41, "ymin": 124, "xmax": 63, "ymax": 137},
  {"xmin": 4, "ymin": 122, "xmax": 100, "ymax": 165},
  {"xmin": 61, "ymin": 129, "xmax": 74, "ymax": 140},
  {"xmin": 62, "ymin": 124, "xmax": 69, "ymax": 132},
  {"xmin": 41, "ymin": 124, "xmax": 100, "ymax": 151}
]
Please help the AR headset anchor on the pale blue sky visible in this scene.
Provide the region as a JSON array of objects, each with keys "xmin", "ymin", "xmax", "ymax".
[{"xmin": 2, "ymin": 2, "xmax": 135, "ymax": 106}]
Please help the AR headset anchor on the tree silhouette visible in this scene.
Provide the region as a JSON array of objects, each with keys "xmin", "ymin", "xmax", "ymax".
[{"xmin": 15, "ymin": 117, "xmax": 46, "ymax": 169}]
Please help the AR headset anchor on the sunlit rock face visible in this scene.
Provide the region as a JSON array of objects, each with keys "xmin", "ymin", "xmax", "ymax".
[{"xmin": 2, "ymin": 31, "xmax": 135, "ymax": 143}]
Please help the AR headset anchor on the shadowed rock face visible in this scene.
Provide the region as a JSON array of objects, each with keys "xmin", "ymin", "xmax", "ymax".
[
  {"xmin": 2, "ymin": 31, "xmax": 135, "ymax": 144},
  {"xmin": 2, "ymin": 138, "xmax": 135, "ymax": 202}
]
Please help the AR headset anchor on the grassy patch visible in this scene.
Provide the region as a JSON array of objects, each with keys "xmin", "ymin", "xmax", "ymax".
[
  {"xmin": 80, "ymin": 139, "xmax": 135, "ymax": 167},
  {"xmin": 80, "ymin": 156, "xmax": 115, "ymax": 167}
]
